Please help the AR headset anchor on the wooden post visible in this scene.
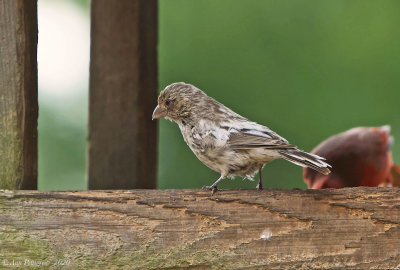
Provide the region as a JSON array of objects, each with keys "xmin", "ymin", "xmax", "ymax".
[
  {"xmin": 0, "ymin": 188, "xmax": 399, "ymax": 268},
  {"xmin": 88, "ymin": 0, "xmax": 158, "ymax": 189},
  {"xmin": 0, "ymin": 0, "xmax": 38, "ymax": 190}
]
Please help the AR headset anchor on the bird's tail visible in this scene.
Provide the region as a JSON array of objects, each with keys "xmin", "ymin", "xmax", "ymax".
[{"xmin": 279, "ymin": 149, "xmax": 331, "ymax": 175}]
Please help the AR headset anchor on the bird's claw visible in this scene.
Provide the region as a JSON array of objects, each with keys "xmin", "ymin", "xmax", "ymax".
[
  {"xmin": 256, "ymin": 183, "xmax": 263, "ymax": 190},
  {"xmin": 202, "ymin": 185, "xmax": 218, "ymax": 194}
]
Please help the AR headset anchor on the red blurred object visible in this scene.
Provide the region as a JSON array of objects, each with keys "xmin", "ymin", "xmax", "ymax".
[
  {"xmin": 303, "ymin": 126, "xmax": 398, "ymax": 189},
  {"xmin": 388, "ymin": 164, "xmax": 400, "ymax": 187}
]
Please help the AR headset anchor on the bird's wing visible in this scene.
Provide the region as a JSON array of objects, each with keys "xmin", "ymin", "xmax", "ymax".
[{"xmin": 227, "ymin": 127, "xmax": 297, "ymax": 150}]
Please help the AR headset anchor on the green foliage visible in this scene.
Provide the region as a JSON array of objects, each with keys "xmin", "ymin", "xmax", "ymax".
[
  {"xmin": 38, "ymin": 105, "xmax": 87, "ymax": 190},
  {"xmin": 38, "ymin": 0, "xmax": 400, "ymax": 190},
  {"xmin": 157, "ymin": 0, "xmax": 400, "ymax": 189}
]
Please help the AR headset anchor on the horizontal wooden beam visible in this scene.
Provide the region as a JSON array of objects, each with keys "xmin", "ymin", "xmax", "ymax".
[{"xmin": 0, "ymin": 188, "xmax": 399, "ymax": 269}]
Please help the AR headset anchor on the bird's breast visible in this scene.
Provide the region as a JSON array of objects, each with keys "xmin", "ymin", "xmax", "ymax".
[
  {"xmin": 178, "ymin": 122, "xmax": 280, "ymax": 178},
  {"xmin": 178, "ymin": 123, "xmax": 228, "ymax": 173}
]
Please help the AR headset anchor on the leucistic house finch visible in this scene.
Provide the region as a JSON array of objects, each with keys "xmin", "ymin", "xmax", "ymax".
[
  {"xmin": 303, "ymin": 126, "xmax": 395, "ymax": 189},
  {"xmin": 153, "ymin": 82, "xmax": 331, "ymax": 191}
]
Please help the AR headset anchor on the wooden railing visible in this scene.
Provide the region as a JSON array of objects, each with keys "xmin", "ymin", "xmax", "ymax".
[
  {"xmin": 0, "ymin": 0, "xmax": 158, "ymax": 190},
  {"xmin": 1, "ymin": 2, "xmax": 400, "ymax": 269},
  {"xmin": 1, "ymin": 188, "xmax": 400, "ymax": 269}
]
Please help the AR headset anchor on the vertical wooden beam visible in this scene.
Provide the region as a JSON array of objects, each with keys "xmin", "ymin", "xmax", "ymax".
[
  {"xmin": 88, "ymin": 0, "xmax": 158, "ymax": 189},
  {"xmin": 0, "ymin": 0, "xmax": 38, "ymax": 190}
]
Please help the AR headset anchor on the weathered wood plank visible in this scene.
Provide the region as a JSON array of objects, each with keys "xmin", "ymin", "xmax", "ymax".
[
  {"xmin": 0, "ymin": 188, "xmax": 399, "ymax": 269},
  {"xmin": 88, "ymin": 0, "xmax": 158, "ymax": 189},
  {"xmin": 0, "ymin": 0, "xmax": 38, "ymax": 190}
]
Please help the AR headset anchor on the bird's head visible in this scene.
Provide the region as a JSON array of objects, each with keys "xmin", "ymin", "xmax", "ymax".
[{"xmin": 152, "ymin": 82, "xmax": 205, "ymax": 122}]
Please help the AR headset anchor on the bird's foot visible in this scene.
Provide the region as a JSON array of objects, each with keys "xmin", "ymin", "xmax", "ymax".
[
  {"xmin": 202, "ymin": 185, "xmax": 218, "ymax": 194},
  {"xmin": 256, "ymin": 183, "xmax": 263, "ymax": 190}
]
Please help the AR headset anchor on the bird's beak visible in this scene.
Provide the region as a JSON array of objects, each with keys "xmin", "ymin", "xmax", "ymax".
[{"xmin": 152, "ymin": 105, "xmax": 167, "ymax": 120}]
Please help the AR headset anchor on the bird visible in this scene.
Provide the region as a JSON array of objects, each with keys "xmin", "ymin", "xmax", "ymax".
[
  {"xmin": 303, "ymin": 126, "xmax": 395, "ymax": 189},
  {"xmin": 152, "ymin": 82, "xmax": 331, "ymax": 191}
]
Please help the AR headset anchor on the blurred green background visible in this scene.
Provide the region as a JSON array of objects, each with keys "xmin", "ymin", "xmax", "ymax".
[{"xmin": 38, "ymin": 0, "xmax": 400, "ymax": 190}]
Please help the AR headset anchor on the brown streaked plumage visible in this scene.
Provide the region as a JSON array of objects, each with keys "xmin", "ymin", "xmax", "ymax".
[{"xmin": 153, "ymin": 82, "xmax": 331, "ymax": 191}]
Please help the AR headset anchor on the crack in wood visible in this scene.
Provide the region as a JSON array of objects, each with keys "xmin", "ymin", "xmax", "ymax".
[{"xmin": 0, "ymin": 188, "xmax": 399, "ymax": 269}]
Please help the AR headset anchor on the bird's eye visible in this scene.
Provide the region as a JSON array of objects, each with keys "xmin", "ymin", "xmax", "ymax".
[{"xmin": 165, "ymin": 99, "xmax": 172, "ymax": 106}]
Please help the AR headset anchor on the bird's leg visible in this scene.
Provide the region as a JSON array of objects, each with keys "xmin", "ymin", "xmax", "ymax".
[
  {"xmin": 202, "ymin": 176, "xmax": 224, "ymax": 192},
  {"xmin": 256, "ymin": 168, "xmax": 263, "ymax": 190}
]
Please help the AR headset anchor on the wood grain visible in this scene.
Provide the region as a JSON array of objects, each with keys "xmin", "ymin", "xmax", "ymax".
[
  {"xmin": 0, "ymin": 188, "xmax": 399, "ymax": 269},
  {"xmin": 88, "ymin": 0, "xmax": 158, "ymax": 189},
  {"xmin": 0, "ymin": 0, "xmax": 38, "ymax": 190}
]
